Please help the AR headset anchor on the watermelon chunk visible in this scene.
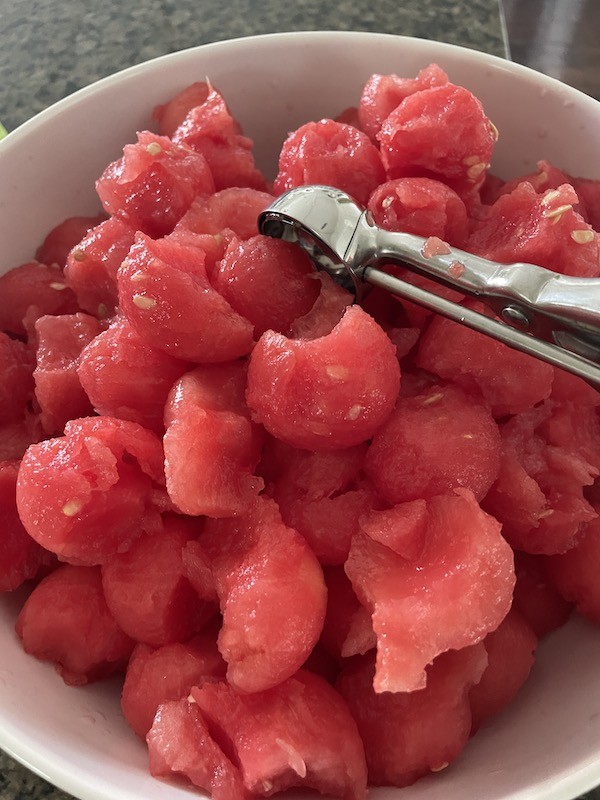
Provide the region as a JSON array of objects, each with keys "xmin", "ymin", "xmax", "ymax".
[
  {"xmin": 201, "ymin": 496, "xmax": 327, "ymax": 692},
  {"xmin": 321, "ymin": 567, "xmax": 376, "ymax": 661},
  {"xmin": 174, "ymin": 187, "xmax": 275, "ymax": 241},
  {"xmin": 365, "ymin": 384, "xmax": 501, "ymax": 504},
  {"xmin": 337, "ymin": 645, "xmax": 487, "ymax": 787},
  {"xmin": 247, "ymin": 306, "xmax": 400, "ymax": 450},
  {"xmin": 15, "ymin": 564, "xmax": 133, "ymax": 685},
  {"xmin": 358, "ymin": 500, "xmax": 429, "ymax": 560},
  {"xmin": 191, "ymin": 670, "xmax": 368, "ymax": 800},
  {"xmin": 289, "ymin": 273, "xmax": 353, "ymax": 340},
  {"xmin": 0, "ymin": 332, "xmax": 34, "ymax": 425},
  {"xmin": 35, "ymin": 215, "xmax": 106, "ymax": 268},
  {"xmin": 513, "ymin": 552, "xmax": 572, "ymax": 637},
  {"xmin": 153, "ymin": 81, "xmax": 212, "ymax": 137},
  {"xmin": 345, "ymin": 488, "xmax": 514, "ymax": 692}
]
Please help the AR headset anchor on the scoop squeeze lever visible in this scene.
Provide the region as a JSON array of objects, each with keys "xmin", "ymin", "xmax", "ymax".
[{"xmin": 258, "ymin": 185, "xmax": 600, "ymax": 387}]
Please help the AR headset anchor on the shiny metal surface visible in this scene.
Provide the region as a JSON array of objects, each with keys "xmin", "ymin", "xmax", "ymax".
[{"xmin": 259, "ymin": 185, "xmax": 600, "ymax": 385}]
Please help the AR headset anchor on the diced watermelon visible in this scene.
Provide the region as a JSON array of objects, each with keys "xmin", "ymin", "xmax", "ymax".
[
  {"xmin": 358, "ymin": 64, "xmax": 449, "ymax": 141},
  {"xmin": 201, "ymin": 496, "xmax": 327, "ymax": 692},
  {"xmin": 345, "ymin": 489, "xmax": 514, "ymax": 692},
  {"xmin": 96, "ymin": 131, "xmax": 215, "ymax": 237},
  {"xmin": 16, "ymin": 417, "xmax": 167, "ymax": 565},
  {"xmin": 64, "ymin": 217, "xmax": 136, "ymax": 318},
  {"xmin": 102, "ymin": 515, "xmax": 215, "ymax": 646},
  {"xmin": 359, "ymin": 500, "xmax": 428, "ymax": 560},
  {"xmin": 0, "ymin": 261, "xmax": 79, "ymax": 337},
  {"xmin": 152, "ymin": 81, "xmax": 212, "ymax": 137},
  {"xmin": 163, "ymin": 364, "xmax": 264, "ymax": 517},
  {"xmin": 469, "ymin": 608, "xmax": 537, "ymax": 732},
  {"xmin": 247, "ymin": 306, "xmax": 400, "ymax": 450},
  {"xmin": 513, "ymin": 552, "xmax": 572, "ymax": 637},
  {"xmin": 15, "ymin": 564, "xmax": 133, "ymax": 685},
  {"xmin": 365, "ymin": 384, "xmax": 501, "ymax": 504},
  {"xmin": 34, "ymin": 313, "xmax": 102, "ymax": 434},
  {"xmin": 0, "ymin": 332, "xmax": 34, "ymax": 425},
  {"xmin": 35, "ymin": 215, "xmax": 106, "ymax": 267},
  {"xmin": 191, "ymin": 670, "xmax": 368, "ymax": 800},
  {"xmin": 0, "ymin": 460, "xmax": 46, "ymax": 592},
  {"xmin": 118, "ymin": 233, "xmax": 254, "ymax": 363},
  {"xmin": 174, "ymin": 187, "xmax": 275, "ymax": 241},
  {"xmin": 274, "ymin": 119, "xmax": 385, "ymax": 206},
  {"xmin": 212, "ymin": 236, "xmax": 320, "ymax": 337},
  {"xmin": 368, "ymin": 177, "xmax": 468, "ymax": 247},
  {"xmin": 172, "ymin": 84, "xmax": 267, "ymax": 191},
  {"xmin": 122, "ymin": 628, "xmax": 226, "ymax": 738},
  {"xmin": 336, "ymin": 645, "xmax": 487, "ymax": 786},
  {"xmin": 77, "ymin": 315, "xmax": 190, "ymax": 434},
  {"xmin": 416, "ymin": 306, "xmax": 554, "ymax": 416},
  {"xmin": 147, "ymin": 698, "xmax": 246, "ymax": 800}
]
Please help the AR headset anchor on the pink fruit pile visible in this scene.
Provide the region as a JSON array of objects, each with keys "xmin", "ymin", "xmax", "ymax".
[{"xmin": 2, "ymin": 67, "xmax": 600, "ymax": 800}]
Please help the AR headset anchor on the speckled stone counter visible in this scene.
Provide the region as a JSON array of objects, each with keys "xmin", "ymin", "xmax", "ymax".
[{"xmin": 0, "ymin": 1, "xmax": 596, "ymax": 799}]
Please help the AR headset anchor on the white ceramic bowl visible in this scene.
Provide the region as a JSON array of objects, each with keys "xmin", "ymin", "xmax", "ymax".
[{"xmin": 1, "ymin": 30, "xmax": 600, "ymax": 800}]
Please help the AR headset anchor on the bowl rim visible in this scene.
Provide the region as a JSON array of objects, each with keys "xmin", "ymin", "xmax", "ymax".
[{"xmin": 2, "ymin": 28, "xmax": 600, "ymax": 800}]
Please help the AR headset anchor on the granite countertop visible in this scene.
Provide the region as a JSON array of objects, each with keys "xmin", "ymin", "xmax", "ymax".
[{"xmin": 0, "ymin": 1, "xmax": 597, "ymax": 800}]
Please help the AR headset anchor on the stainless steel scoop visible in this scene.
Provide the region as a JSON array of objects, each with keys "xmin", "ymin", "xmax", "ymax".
[{"xmin": 258, "ymin": 185, "xmax": 600, "ymax": 386}]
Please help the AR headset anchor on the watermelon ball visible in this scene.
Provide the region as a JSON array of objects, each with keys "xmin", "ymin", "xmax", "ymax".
[
  {"xmin": 172, "ymin": 83, "xmax": 267, "ymax": 191},
  {"xmin": 0, "ymin": 261, "xmax": 79, "ymax": 337},
  {"xmin": 345, "ymin": 488, "xmax": 515, "ymax": 693},
  {"xmin": 34, "ymin": 312, "xmax": 102, "ymax": 435},
  {"xmin": 274, "ymin": 119, "xmax": 385, "ymax": 206},
  {"xmin": 358, "ymin": 499, "xmax": 429, "ymax": 560},
  {"xmin": 118, "ymin": 232, "xmax": 254, "ymax": 363},
  {"xmin": 289, "ymin": 272, "xmax": 353, "ymax": 340},
  {"xmin": 77, "ymin": 315, "xmax": 190, "ymax": 434},
  {"xmin": 358, "ymin": 64, "xmax": 449, "ymax": 141},
  {"xmin": 64, "ymin": 216, "xmax": 136, "ymax": 318},
  {"xmin": 16, "ymin": 416, "xmax": 167, "ymax": 565},
  {"xmin": 35, "ymin": 214, "xmax": 106, "ymax": 268},
  {"xmin": 513, "ymin": 552, "xmax": 572, "ymax": 637},
  {"xmin": 377, "ymin": 83, "xmax": 496, "ymax": 195},
  {"xmin": 15, "ymin": 564, "xmax": 133, "ymax": 685},
  {"xmin": 0, "ymin": 332, "xmax": 34, "ymax": 425},
  {"xmin": 190, "ymin": 670, "xmax": 368, "ymax": 800},
  {"xmin": 364, "ymin": 384, "xmax": 501, "ymax": 505},
  {"xmin": 367, "ymin": 177, "xmax": 469, "ymax": 248},
  {"xmin": 174, "ymin": 187, "xmax": 275, "ymax": 242},
  {"xmin": 247, "ymin": 305, "xmax": 400, "ymax": 451},
  {"xmin": 102, "ymin": 515, "xmax": 216, "ymax": 647},
  {"xmin": 95, "ymin": 131, "xmax": 215, "ymax": 238},
  {"xmin": 0, "ymin": 460, "xmax": 47, "ymax": 593},
  {"xmin": 153, "ymin": 81, "xmax": 212, "ymax": 137},
  {"xmin": 469, "ymin": 608, "xmax": 537, "ymax": 732},
  {"xmin": 336, "ymin": 644, "xmax": 487, "ymax": 787},
  {"xmin": 212, "ymin": 235, "xmax": 320, "ymax": 338},
  {"xmin": 202, "ymin": 495, "xmax": 327, "ymax": 692},
  {"xmin": 321, "ymin": 566, "xmax": 376, "ymax": 661},
  {"xmin": 163, "ymin": 363, "xmax": 264, "ymax": 517},
  {"xmin": 147, "ymin": 697, "xmax": 247, "ymax": 800}
]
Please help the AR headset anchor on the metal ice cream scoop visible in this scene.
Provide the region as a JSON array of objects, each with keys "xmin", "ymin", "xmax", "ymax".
[{"xmin": 258, "ymin": 185, "xmax": 600, "ymax": 386}]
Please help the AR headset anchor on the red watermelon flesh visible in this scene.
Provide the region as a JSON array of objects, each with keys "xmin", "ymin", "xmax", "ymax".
[
  {"xmin": 201, "ymin": 496, "xmax": 327, "ymax": 692},
  {"xmin": 0, "ymin": 415, "xmax": 43, "ymax": 463},
  {"xmin": 572, "ymin": 176, "xmax": 600, "ymax": 231},
  {"xmin": 368, "ymin": 177, "xmax": 468, "ymax": 247},
  {"xmin": 551, "ymin": 366, "xmax": 600, "ymax": 406},
  {"xmin": 16, "ymin": 416, "xmax": 166, "ymax": 565},
  {"xmin": 336, "ymin": 645, "xmax": 487, "ymax": 787},
  {"xmin": 246, "ymin": 305, "xmax": 400, "ymax": 451},
  {"xmin": 118, "ymin": 233, "xmax": 254, "ymax": 363},
  {"xmin": 102, "ymin": 514, "xmax": 215, "ymax": 647},
  {"xmin": 345, "ymin": 488, "xmax": 514, "ymax": 693},
  {"xmin": 174, "ymin": 187, "xmax": 275, "ymax": 241},
  {"xmin": 190, "ymin": 670, "xmax": 368, "ymax": 800},
  {"xmin": 182, "ymin": 538, "xmax": 218, "ymax": 602},
  {"xmin": 321, "ymin": 567, "xmax": 376, "ymax": 661},
  {"xmin": 358, "ymin": 64, "xmax": 449, "ymax": 141},
  {"xmin": 96, "ymin": 131, "xmax": 215, "ymax": 237},
  {"xmin": 34, "ymin": 313, "xmax": 102, "ymax": 435},
  {"xmin": 35, "ymin": 214, "xmax": 106, "ymax": 268},
  {"xmin": 0, "ymin": 460, "xmax": 46, "ymax": 592},
  {"xmin": 497, "ymin": 160, "xmax": 588, "ymax": 217},
  {"xmin": 468, "ymin": 182, "xmax": 600, "ymax": 277},
  {"xmin": 147, "ymin": 698, "xmax": 247, "ymax": 800},
  {"xmin": 364, "ymin": 384, "xmax": 501, "ymax": 505},
  {"xmin": 152, "ymin": 81, "xmax": 211, "ymax": 137},
  {"xmin": 64, "ymin": 216, "xmax": 136, "ymax": 318},
  {"xmin": 172, "ymin": 84, "xmax": 267, "ymax": 191},
  {"xmin": 15, "ymin": 564, "xmax": 133, "ymax": 685},
  {"xmin": 469, "ymin": 608, "xmax": 537, "ymax": 732},
  {"xmin": 164, "ymin": 364, "xmax": 264, "ymax": 517},
  {"xmin": 513, "ymin": 552, "xmax": 572, "ymax": 637},
  {"xmin": 275, "ymin": 119, "xmax": 384, "ymax": 206},
  {"xmin": 416, "ymin": 305, "xmax": 554, "ymax": 417},
  {"xmin": 77, "ymin": 315, "xmax": 189, "ymax": 434},
  {"xmin": 121, "ymin": 627, "xmax": 225, "ymax": 738},
  {"xmin": 289, "ymin": 273, "xmax": 353, "ymax": 340},
  {"xmin": 212, "ymin": 236, "xmax": 320, "ymax": 337},
  {"xmin": 0, "ymin": 261, "xmax": 79, "ymax": 337},
  {"xmin": 359, "ymin": 499, "xmax": 429, "ymax": 560},
  {"xmin": 0, "ymin": 332, "xmax": 34, "ymax": 425}
]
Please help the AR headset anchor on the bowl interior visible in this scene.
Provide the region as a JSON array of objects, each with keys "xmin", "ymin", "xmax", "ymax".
[{"xmin": 1, "ymin": 30, "xmax": 600, "ymax": 800}]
